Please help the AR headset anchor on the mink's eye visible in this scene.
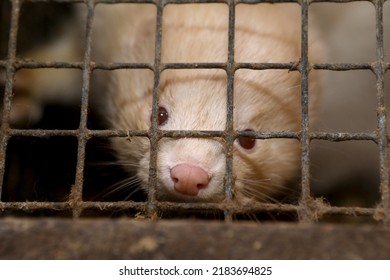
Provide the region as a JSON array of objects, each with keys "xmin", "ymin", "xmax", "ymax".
[
  {"xmin": 151, "ymin": 106, "xmax": 169, "ymax": 126},
  {"xmin": 237, "ymin": 129, "xmax": 256, "ymax": 150}
]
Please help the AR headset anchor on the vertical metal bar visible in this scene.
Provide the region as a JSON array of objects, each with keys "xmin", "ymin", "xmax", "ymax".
[
  {"xmin": 373, "ymin": 0, "xmax": 390, "ymax": 225},
  {"xmin": 223, "ymin": 0, "xmax": 236, "ymax": 222},
  {"xmin": 147, "ymin": 0, "xmax": 164, "ymax": 215},
  {"xmin": 70, "ymin": 0, "xmax": 95, "ymax": 217},
  {"xmin": 0, "ymin": 0, "xmax": 21, "ymax": 201},
  {"xmin": 298, "ymin": 0, "xmax": 313, "ymax": 223}
]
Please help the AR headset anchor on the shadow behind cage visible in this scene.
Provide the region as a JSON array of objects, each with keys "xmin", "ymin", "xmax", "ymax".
[{"xmin": 1, "ymin": 0, "xmax": 390, "ymax": 259}]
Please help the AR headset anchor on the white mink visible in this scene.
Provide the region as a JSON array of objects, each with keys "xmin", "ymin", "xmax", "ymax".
[
  {"xmin": 9, "ymin": 4, "xmax": 323, "ymax": 202},
  {"xmin": 92, "ymin": 4, "xmax": 323, "ymax": 202}
]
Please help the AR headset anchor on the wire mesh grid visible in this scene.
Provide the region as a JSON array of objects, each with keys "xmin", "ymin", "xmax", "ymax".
[{"xmin": 0, "ymin": 0, "xmax": 389, "ymax": 224}]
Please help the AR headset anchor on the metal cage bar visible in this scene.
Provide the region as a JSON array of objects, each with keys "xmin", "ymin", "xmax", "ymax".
[
  {"xmin": 374, "ymin": 0, "xmax": 390, "ymax": 225},
  {"xmin": 147, "ymin": 0, "xmax": 164, "ymax": 216},
  {"xmin": 223, "ymin": 0, "xmax": 236, "ymax": 221},
  {"xmin": 69, "ymin": 0, "xmax": 95, "ymax": 218},
  {"xmin": 0, "ymin": 0, "xmax": 21, "ymax": 201},
  {"xmin": 297, "ymin": 0, "xmax": 313, "ymax": 223}
]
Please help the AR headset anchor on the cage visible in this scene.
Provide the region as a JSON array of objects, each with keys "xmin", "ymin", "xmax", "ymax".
[{"xmin": 1, "ymin": 0, "xmax": 390, "ymax": 259}]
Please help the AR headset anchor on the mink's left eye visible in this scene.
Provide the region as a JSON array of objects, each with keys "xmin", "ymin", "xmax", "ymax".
[{"xmin": 237, "ymin": 129, "xmax": 256, "ymax": 150}]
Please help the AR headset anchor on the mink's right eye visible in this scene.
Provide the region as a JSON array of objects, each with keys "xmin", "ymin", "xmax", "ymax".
[
  {"xmin": 237, "ymin": 129, "xmax": 256, "ymax": 150},
  {"xmin": 151, "ymin": 106, "xmax": 169, "ymax": 126}
]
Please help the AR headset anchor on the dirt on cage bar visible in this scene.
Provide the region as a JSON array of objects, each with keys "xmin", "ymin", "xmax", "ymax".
[{"xmin": 0, "ymin": 0, "xmax": 389, "ymax": 234}]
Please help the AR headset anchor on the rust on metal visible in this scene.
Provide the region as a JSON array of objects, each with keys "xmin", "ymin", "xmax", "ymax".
[{"xmin": 0, "ymin": 0, "xmax": 388, "ymax": 225}]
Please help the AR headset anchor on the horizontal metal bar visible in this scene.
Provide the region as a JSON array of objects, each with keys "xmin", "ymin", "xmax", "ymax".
[
  {"xmin": 0, "ymin": 201, "xmax": 146, "ymax": 211},
  {"xmin": 313, "ymin": 63, "xmax": 373, "ymax": 71},
  {"xmin": 12, "ymin": 0, "xmax": 380, "ymax": 3},
  {"xmin": 9, "ymin": 129, "xmax": 79, "ymax": 137},
  {"xmin": 0, "ymin": 200, "xmax": 379, "ymax": 218},
  {"xmin": 6, "ymin": 129, "xmax": 382, "ymax": 142},
  {"xmin": 93, "ymin": 62, "xmax": 153, "ymax": 71},
  {"xmin": 311, "ymin": 132, "xmax": 378, "ymax": 142},
  {"xmin": 1, "ymin": 0, "xmax": 382, "ymax": 8},
  {"xmin": 88, "ymin": 129, "xmax": 150, "ymax": 138},
  {"xmin": 3, "ymin": 60, "xmax": 386, "ymax": 73}
]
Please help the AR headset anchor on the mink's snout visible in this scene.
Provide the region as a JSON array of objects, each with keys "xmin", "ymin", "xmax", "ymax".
[{"xmin": 170, "ymin": 163, "xmax": 210, "ymax": 196}]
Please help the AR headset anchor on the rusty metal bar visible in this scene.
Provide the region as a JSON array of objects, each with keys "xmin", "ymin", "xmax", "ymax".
[
  {"xmin": 147, "ymin": 0, "xmax": 164, "ymax": 216},
  {"xmin": 2, "ymin": 60, "xmax": 380, "ymax": 72},
  {"xmin": 69, "ymin": 0, "xmax": 94, "ymax": 218},
  {"xmin": 2, "ymin": 129, "xmax": 381, "ymax": 142},
  {"xmin": 3, "ymin": 129, "xmax": 381, "ymax": 143},
  {"xmin": 0, "ymin": 199, "xmax": 380, "ymax": 218},
  {"xmin": 0, "ymin": 0, "xmax": 21, "ymax": 201},
  {"xmin": 1, "ymin": 56, "xmax": 385, "ymax": 75},
  {"xmin": 373, "ymin": 0, "xmax": 390, "ymax": 225},
  {"xmin": 313, "ymin": 63, "xmax": 373, "ymax": 71},
  {"xmin": 222, "ymin": 0, "xmax": 236, "ymax": 221},
  {"xmin": 312, "ymin": 132, "xmax": 378, "ymax": 142},
  {"xmin": 2, "ymin": 0, "xmax": 383, "ymax": 5},
  {"xmin": 297, "ymin": 0, "xmax": 314, "ymax": 223}
]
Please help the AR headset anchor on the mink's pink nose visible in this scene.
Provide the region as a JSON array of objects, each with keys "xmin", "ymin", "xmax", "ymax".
[{"xmin": 170, "ymin": 164, "xmax": 210, "ymax": 196}]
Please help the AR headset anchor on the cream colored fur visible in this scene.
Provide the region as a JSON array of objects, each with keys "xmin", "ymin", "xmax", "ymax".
[{"xmin": 98, "ymin": 4, "xmax": 322, "ymax": 202}]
